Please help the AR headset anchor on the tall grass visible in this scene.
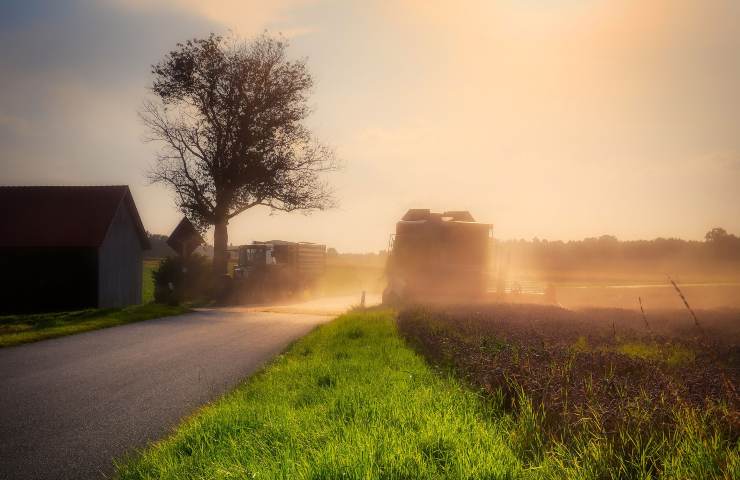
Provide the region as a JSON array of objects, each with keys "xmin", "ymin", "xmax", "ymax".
[
  {"xmin": 668, "ymin": 276, "xmax": 703, "ymax": 335},
  {"xmin": 116, "ymin": 311, "xmax": 523, "ymax": 479},
  {"xmin": 639, "ymin": 296, "xmax": 652, "ymax": 333}
]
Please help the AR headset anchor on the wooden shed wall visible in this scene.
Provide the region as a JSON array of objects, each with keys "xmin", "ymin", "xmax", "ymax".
[
  {"xmin": 0, "ymin": 247, "xmax": 98, "ymax": 314},
  {"xmin": 97, "ymin": 202, "xmax": 143, "ymax": 308}
]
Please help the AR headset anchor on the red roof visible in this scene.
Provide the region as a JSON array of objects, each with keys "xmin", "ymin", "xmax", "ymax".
[{"xmin": 0, "ymin": 186, "xmax": 150, "ymax": 249}]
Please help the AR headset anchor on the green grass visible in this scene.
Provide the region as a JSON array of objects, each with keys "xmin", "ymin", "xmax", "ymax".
[
  {"xmin": 569, "ymin": 337, "xmax": 697, "ymax": 366},
  {"xmin": 616, "ymin": 341, "xmax": 696, "ymax": 366},
  {"xmin": 0, "ymin": 303, "xmax": 189, "ymax": 347},
  {"xmin": 117, "ymin": 310, "xmax": 739, "ymax": 480},
  {"xmin": 143, "ymin": 259, "xmax": 159, "ymax": 303},
  {"xmin": 116, "ymin": 310, "xmax": 523, "ymax": 479}
]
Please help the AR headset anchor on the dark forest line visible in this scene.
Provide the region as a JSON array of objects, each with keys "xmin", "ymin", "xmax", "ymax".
[{"xmin": 495, "ymin": 227, "xmax": 740, "ymax": 281}]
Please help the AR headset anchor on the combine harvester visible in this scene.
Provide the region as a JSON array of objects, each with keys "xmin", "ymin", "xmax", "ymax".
[
  {"xmin": 384, "ymin": 209, "xmax": 551, "ymax": 305},
  {"xmin": 384, "ymin": 209, "xmax": 492, "ymax": 304},
  {"xmin": 232, "ymin": 241, "xmax": 326, "ymax": 303}
]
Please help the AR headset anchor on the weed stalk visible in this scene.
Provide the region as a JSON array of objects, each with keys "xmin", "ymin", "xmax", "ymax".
[
  {"xmin": 638, "ymin": 297, "xmax": 652, "ymax": 334},
  {"xmin": 667, "ymin": 276, "xmax": 703, "ymax": 337}
]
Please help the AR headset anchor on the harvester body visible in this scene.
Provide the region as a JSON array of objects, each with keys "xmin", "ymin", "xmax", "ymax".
[{"xmin": 384, "ymin": 209, "xmax": 491, "ymax": 303}]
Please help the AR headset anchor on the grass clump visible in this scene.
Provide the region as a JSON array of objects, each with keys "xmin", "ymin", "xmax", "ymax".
[
  {"xmin": 116, "ymin": 310, "xmax": 523, "ymax": 479},
  {"xmin": 616, "ymin": 341, "xmax": 695, "ymax": 366},
  {"xmin": 142, "ymin": 259, "xmax": 158, "ymax": 303},
  {"xmin": 0, "ymin": 303, "xmax": 188, "ymax": 347}
]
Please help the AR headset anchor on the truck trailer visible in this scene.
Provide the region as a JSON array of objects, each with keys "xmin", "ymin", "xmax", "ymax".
[{"xmin": 232, "ymin": 240, "xmax": 326, "ymax": 302}]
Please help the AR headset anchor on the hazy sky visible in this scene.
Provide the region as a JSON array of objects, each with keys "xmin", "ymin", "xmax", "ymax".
[{"xmin": 2, "ymin": 0, "xmax": 739, "ymax": 252}]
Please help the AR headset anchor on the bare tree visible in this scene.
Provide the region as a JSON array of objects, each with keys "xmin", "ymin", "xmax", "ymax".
[{"xmin": 143, "ymin": 33, "xmax": 337, "ymax": 276}]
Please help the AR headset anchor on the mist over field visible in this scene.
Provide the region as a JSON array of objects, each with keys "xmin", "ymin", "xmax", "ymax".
[{"xmin": 491, "ymin": 231, "xmax": 740, "ymax": 309}]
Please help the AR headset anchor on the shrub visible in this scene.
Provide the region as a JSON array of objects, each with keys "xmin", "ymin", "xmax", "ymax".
[{"xmin": 152, "ymin": 255, "xmax": 211, "ymax": 305}]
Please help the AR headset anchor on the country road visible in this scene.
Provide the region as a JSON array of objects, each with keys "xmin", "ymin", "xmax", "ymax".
[{"xmin": 0, "ymin": 295, "xmax": 375, "ymax": 479}]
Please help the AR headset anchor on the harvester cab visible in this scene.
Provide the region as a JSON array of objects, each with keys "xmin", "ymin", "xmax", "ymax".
[
  {"xmin": 383, "ymin": 209, "xmax": 492, "ymax": 304},
  {"xmin": 233, "ymin": 244, "xmax": 277, "ymax": 278}
]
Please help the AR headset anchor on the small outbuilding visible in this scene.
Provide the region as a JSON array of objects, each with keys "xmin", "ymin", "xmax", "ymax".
[{"xmin": 0, "ymin": 185, "xmax": 150, "ymax": 313}]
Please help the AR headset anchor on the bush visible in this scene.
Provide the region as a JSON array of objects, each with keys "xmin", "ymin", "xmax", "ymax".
[{"xmin": 152, "ymin": 255, "xmax": 211, "ymax": 305}]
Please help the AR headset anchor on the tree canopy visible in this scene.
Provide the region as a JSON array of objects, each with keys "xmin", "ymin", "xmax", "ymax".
[{"xmin": 143, "ymin": 34, "xmax": 337, "ymax": 274}]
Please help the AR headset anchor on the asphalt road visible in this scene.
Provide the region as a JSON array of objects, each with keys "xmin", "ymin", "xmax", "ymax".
[{"xmin": 0, "ymin": 305, "xmax": 343, "ymax": 479}]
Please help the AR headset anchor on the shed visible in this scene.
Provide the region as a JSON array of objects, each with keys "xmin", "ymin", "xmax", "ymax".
[{"xmin": 0, "ymin": 185, "xmax": 150, "ymax": 313}]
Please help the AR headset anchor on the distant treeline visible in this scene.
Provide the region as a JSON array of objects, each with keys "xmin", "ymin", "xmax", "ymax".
[
  {"xmin": 495, "ymin": 228, "xmax": 740, "ymax": 279},
  {"xmin": 147, "ymin": 228, "xmax": 740, "ymax": 280},
  {"xmin": 146, "ymin": 233, "xmax": 214, "ymax": 259},
  {"xmin": 327, "ymin": 248, "xmax": 388, "ymax": 267}
]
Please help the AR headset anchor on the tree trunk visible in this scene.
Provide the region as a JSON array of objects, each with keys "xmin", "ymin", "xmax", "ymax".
[{"xmin": 213, "ymin": 218, "xmax": 229, "ymax": 276}]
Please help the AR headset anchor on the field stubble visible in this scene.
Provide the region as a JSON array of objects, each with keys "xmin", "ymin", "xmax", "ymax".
[{"xmin": 398, "ymin": 304, "xmax": 740, "ymax": 478}]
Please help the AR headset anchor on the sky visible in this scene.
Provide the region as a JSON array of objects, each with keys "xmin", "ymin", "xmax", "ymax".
[{"xmin": 2, "ymin": 0, "xmax": 739, "ymax": 252}]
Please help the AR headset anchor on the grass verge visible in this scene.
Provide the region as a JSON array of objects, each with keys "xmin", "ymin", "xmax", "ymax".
[
  {"xmin": 116, "ymin": 310, "xmax": 523, "ymax": 479},
  {"xmin": 0, "ymin": 303, "xmax": 189, "ymax": 347}
]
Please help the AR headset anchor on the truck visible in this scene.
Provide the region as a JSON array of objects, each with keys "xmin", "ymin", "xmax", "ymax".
[
  {"xmin": 232, "ymin": 240, "xmax": 326, "ymax": 302},
  {"xmin": 384, "ymin": 209, "xmax": 492, "ymax": 303}
]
